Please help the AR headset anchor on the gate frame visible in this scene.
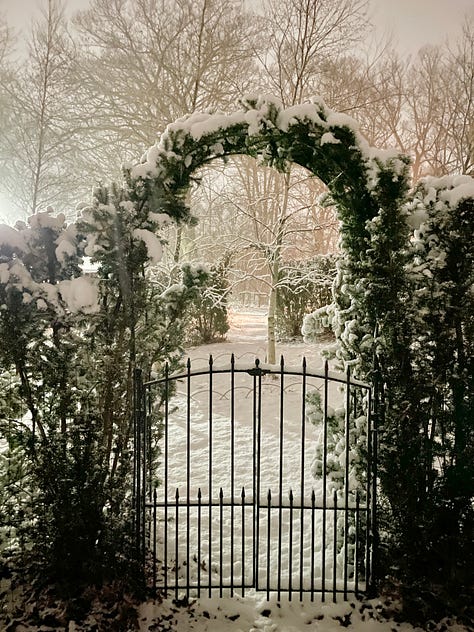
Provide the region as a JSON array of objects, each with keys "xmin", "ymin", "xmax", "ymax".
[{"xmin": 132, "ymin": 356, "xmax": 379, "ymax": 600}]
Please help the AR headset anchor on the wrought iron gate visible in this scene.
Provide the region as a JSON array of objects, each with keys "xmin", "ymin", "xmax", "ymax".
[{"xmin": 133, "ymin": 355, "xmax": 377, "ymax": 601}]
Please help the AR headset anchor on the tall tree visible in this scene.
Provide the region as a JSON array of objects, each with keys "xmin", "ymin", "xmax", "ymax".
[
  {"xmin": 442, "ymin": 16, "xmax": 474, "ymax": 175},
  {"xmin": 229, "ymin": 0, "xmax": 370, "ymax": 362},
  {"xmin": 258, "ymin": 0, "xmax": 369, "ymax": 105},
  {"xmin": 0, "ymin": 0, "xmax": 86, "ymax": 218},
  {"xmin": 0, "ymin": 17, "xmax": 16, "ymax": 220},
  {"xmin": 73, "ymin": 0, "xmax": 261, "ymax": 159}
]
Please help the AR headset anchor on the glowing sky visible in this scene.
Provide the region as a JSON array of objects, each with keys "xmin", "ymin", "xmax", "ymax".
[
  {"xmin": 2, "ymin": 0, "xmax": 473, "ymax": 56},
  {"xmin": 0, "ymin": 0, "xmax": 473, "ymax": 221}
]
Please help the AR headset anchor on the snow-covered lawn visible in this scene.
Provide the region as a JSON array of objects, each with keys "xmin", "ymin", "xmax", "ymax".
[
  {"xmin": 2, "ymin": 309, "xmax": 470, "ymax": 631},
  {"xmin": 149, "ymin": 307, "xmax": 365, "ymax": 596},
  {"xmin": 138, "ymin": 593, "xmax": 438, "ymax": 632}
]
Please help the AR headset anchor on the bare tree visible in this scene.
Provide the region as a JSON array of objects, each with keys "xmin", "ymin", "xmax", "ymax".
[
  {"xmin": 0, "ymin": 0, "xmax": 88, "ymax": 218},
  {"xmin": 257, "ymin": 0, "xmax": 369, "ymax": 105},
  {"xmin": 73, "ymin": 0, "xmax": 262, "ymax": 153},
  {"xmin": 0, "ymin": 17, "xmax": 16, "ymax": 219},
  {"xmin": 221, "ymin": 0, "xmax": 369, "ymax": 361},
  {"xmin": 72, "ymin": 0, "xmax": 264, "ymax": 262},
  {"xmin": 334, "ymin": 21, "xmax": 474, "ymax": 181},
  {"xmin": 177, "ymin": 156, "xmax": 338, "ymax": 362},
  {"xmin": 441, "ymin": 16, "xmax": 474, "ymax": 175}
]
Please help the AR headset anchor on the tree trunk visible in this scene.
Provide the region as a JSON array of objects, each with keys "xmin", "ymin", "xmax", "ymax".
[
  {"xmin": 266, "ymin": 262, "xmax": 278, "ymax": 364},
  {"xmin": 266, "ymin": 170, "xmax": 291, "ymax": 363}
]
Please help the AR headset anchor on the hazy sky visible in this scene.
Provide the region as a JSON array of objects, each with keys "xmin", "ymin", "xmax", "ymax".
[
  {"xmin": 1, "ymin": 0, "xmax": 473, "ymax": 56},
  {"xmin": 369, "ymin": 0, "xmax": 473, "ymax": 54}
]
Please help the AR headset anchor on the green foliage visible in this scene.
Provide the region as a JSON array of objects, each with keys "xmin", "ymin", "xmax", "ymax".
[
  {"xmin": 183, "ymin": 258, "xmax": 230, "ymax": 345},
  {"xmin": 1, "ymin": 94, "xmax": 472, "ymax": 612},
  {"xmin": 0, "ymin": 417, "xmax": 32, "ymax": 557},
  {"xmin": 276, "ymin": 255, "xmax": 336, "ymax": 339},
  {"xmin": 0, "ymin": 184, "xmax": 199, "ymax": 592},
  {"xmin": 378, "ymin": 179, "xmax": 474, "ymax": 592},
  {"xmin": 129, "ymin": 96, "xmax": 474, "ymax": 610}
]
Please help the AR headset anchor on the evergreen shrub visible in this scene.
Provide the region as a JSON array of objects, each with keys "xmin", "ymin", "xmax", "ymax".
[
  {"xmin": 183, "ymin": 258, "xmax": 230, "ymax": 345},
  {"xmin": 276, "ymin": 255, "xmax": 336, "ymax": 340}
]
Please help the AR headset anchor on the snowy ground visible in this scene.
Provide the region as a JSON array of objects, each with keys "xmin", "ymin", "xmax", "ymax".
[
  {"xmin": 138, "ymin": 593, "xmax": 433, "ymax": 632},
  {"xmin": 149, "ymin": 307, "xmax": 364, "ymax": 597}
]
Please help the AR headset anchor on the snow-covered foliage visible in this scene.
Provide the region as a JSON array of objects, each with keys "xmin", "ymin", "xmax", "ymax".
[
  {"xmin": 1, "ymin": 93, "xmax": 472, "ymax": 608},
  {"xmin": 0, "ymin": 212, "xmax": 98, "ymax": 315},
  {"xmin": 127, "ymin": 94, "xmax": 473, "ymax": 598},
  {"xmin": 128, "ymin": 94, "xmax": 412, "ymax": 378},
  {"xmin": 128, "ymin": 96, "xmax": 408, "ymax": 221},
  {"xmin": 277, "ymin": 255, "xmax": 336, "ymax": 340},
  {"xmin": 0, "ymin": 183, "xmax": 208, "ymax": 589}
]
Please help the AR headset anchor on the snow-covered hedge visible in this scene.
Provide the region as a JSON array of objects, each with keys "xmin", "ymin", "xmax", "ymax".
[{"xmin": 128, "ymin": 95, "xmax": 474, "ymax": 595}]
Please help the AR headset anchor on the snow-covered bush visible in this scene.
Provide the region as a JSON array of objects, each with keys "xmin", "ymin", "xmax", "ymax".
[
  {"xmin": 0, "ymin": 184, "xmax": 203, "ymax": 591},
  {"xmin": 277, "ymin": 255, "xmax": 336, "ymax": 340},
  {"xmin": 182, "ymin": 258, "xmax": 230, "ymax": 345}
]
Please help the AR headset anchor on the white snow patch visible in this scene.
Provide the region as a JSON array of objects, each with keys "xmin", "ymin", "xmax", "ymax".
[
  {"xmin": 133, "ymin": 228, "xmax": 163, "ymax": 264},
  {"xmin": 28, "ymin": 209, "xmax": 65, "ymax": 230},
  {"xmin": 58, "ymin": 277, "xmax": 100, "ymax": 314},
  {"xmin": 440, "ymin": 182, "xmax": 474, "ymax": 208},
  {"xmin": 55, "ymin": 238, "xmax": 76, "ymax": 262},
  {"xmin": 0, "ymin": 224, "xmax": 26, "ymax": 251},
  {"xmin": 320, "ymin": 132, "xmax": 341, "ymax": 145}
]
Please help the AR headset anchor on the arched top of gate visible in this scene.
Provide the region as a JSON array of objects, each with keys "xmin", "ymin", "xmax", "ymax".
[
  {"xmin": 144, "ymin": 357, "xmax": 371, "ymax": 391},
  {"xmin": 127, "ymin": 95, "xmax": 411, "ymax": 235}
]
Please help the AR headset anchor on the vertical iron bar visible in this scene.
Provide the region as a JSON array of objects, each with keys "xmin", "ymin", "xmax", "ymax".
[
  {"xmin": 147, "ymin": 385, "xmax": 153, "ymax": 502},
  {"xmin": 164, "ymin": 363, "xmax": 169, "ymax": 594},
  {"xmin": 365, "ymin": 388, "xmax": 373, "ymax": 591},
  {"xmin": 208, "ymin": 355, "xmax": 213, "ymax": 597},
  {"xmin": 197, "ymin": 488, "xmax": 202, "ymax": 598},
  {"xmin": 175, "ymin": 488, "xmax": 179, "ymax": 600},
  {"xmin": 289, "ymin": 488, "xmax": 294, "ymax": 601},
  {"xmin": 146, "ymin": 385, "xmax": 152, "ymax": 551},
  {"xmin": 371, "ymin": 426, "xmax": 378, "ymax": 596},
  {"xmin": 230, "ymin": 354, "xmax": 235, "ymax": 597},
  {"xmin": 277, "ymin": 356, "xmax": 285, "ymax": 601},
  {"xmin": 153, "ymin": 488, "xmax": 157, "ymax": 595},
  {"xmin": 300, "ymin": 357, "xmax": 307, "ymax": 600},
  {"xmin": 355, "ymin": 491, "xmax": 360, "ymax": 597},
  {"xmin": 133, "ymin": 369, "xmax": 140, "ymax": 560},
  {"xmin": 372, "ymin": 371, "xmax": 382, "ymax": 596},
  {"xmin": 322, "ymin": 360, "xmax": 329, "ymax": 602},
  {"xmin": 255, "ymin": 364, "xmax": 262, "ymax": 590},
  {"xmin": 333, "ymin": 490, "xmax": 338, "ymax": 603},
  {"xmin": 186, "ymin": 358, "xmax": 191, "ymax": 601},
  {"xmin": 252, "ymin": 359, "xmax": 258, "ymax": 587},
  {"xmin": 141, "ymin": 378, "xmax": 147, "ymax": 567},
  {"xmin": 267, "ymin": 489, "xmax": 271, "ymax": 601},
  {"xmin": 311, "ymin": 490, "xmax": 315, "ymax": 602},
  {"xmin": 344, "ymin": 367, "xmax": 351, "ymax": 600},
  {"xmin": 135, "ymin": 369, "xmax": 142, "ymax": 562},
  {"xmin": 132, "ymin": 370, "xmax": 137, "ymax": 512},
  {"xmin": 219, "ymin": 488, "xmax": 224, "ymax": 598},
  {"xmin": 241, "ymin": 487, "xmax": 245, "ymax": 597}
]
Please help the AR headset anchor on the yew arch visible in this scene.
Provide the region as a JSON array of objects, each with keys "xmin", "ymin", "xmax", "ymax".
[{"xmin": 128, "ymin": 95, "xmax": 411, "ymax": 258}]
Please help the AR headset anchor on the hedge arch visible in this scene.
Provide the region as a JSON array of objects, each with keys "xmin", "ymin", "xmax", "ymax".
[
  {"xmin": 128, "ymin": 95, "xmax": 410, "ymax": 261},
  {"xmin": 126, "ymin": 96, "xmax": 473, "ymax": 596},
  {"xmin": 127, "ymin": 95, "xmax": 412, "ymax": 377}
]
